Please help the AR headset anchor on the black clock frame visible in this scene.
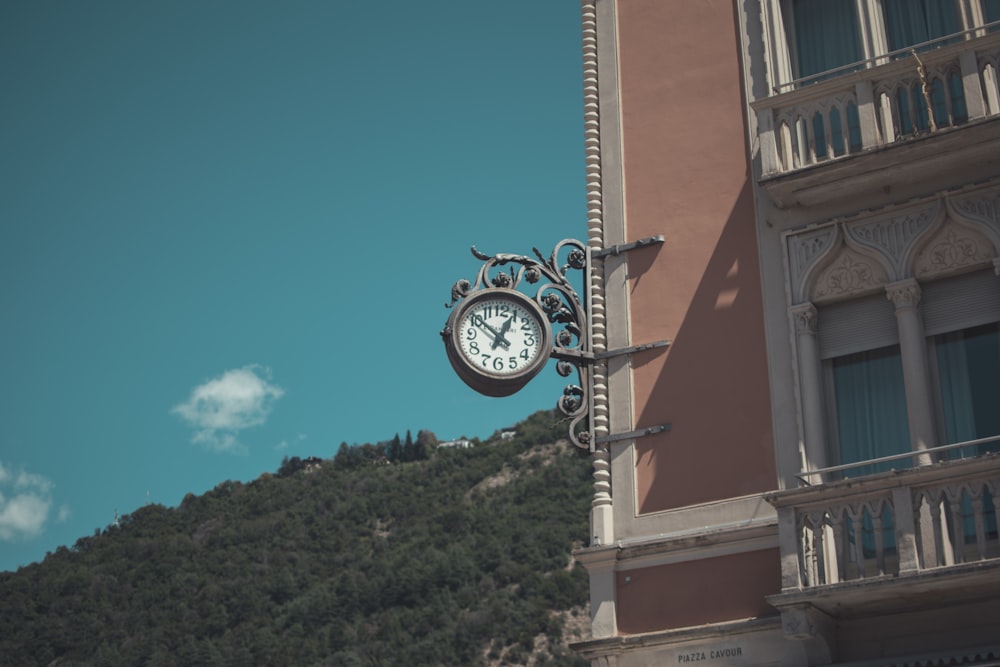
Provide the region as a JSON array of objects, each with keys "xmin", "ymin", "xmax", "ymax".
[{"xmin": 443, "ymin": 288, "xmax": 552, "ymax": 398}]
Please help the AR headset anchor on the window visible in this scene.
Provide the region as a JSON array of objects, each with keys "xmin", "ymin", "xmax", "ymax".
[
  {"xmin": 933, "ymin": 322, "xmax": 1000, "ymax": 542},
  {"xmin": 814, "ymin": 269, "xmax": 1000, "ymax": 476},
  {"xmin": 935, "ymin": 322, "xmax": 1000, "ymax": 452},
  {"xmin": 987, "ymin": 0, "xmax": 1000, "ymax": 26},
  {"xmin": 774, "ymin": 0, "xmax": 993, "ymax": 86},
  {"xmin": 826, "ymin": 344, "xmax": 909, "ymax": 555},
  {"xmin": 783, "ymin": 0, "xmax": 863, "ymax": 79},
  {"xmin": 817, "ymin": 292, "xmax": 908, "ymax": 475},
  {"xmin": 831, "ymin": 345, "xmax": 911, "ymax": 477},
  {"xmin": 924, "ymin": 268, "xmax": 1000, "ymax": 454},
  {"xmin": 883, "ymin": 0, "xmax": 962, "ymax": 52}
]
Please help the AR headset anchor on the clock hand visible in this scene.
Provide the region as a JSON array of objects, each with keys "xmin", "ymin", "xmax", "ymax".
[
  {"xmin": 477, "ymin": 320, "xmax": 511, "ymax": 350},
  {"xmin": 491, "ymin": 316, "xmax": 513, "ymax": 350}
]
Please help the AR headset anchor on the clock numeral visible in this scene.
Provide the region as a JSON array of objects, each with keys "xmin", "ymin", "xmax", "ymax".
[
  {"xmin": 480, "ymin": 353, "xmax": 491, "ymax": 368},
  {"xmin": 509, "ymin": 357, "xmax": 517, "ymax": 369},
  {"xmin": 520, "ymin": 349, "xmax": 530, "ymax": 360},
  {"xmin": 469, "ymin": 341, "xmax": 480, "ymax": 355},
  {"xmin": 521, "ymin": 321, "xmax": 533, "ymax": 332},
  {"xmin": 481, "ymin": 303, "xmax": 511, "ymax": 319},
  {"xmin": 493, "ymin": 356, "xmax": 505, "ymax": 371},
  {"xmin": 524, "ymin": 334, "xmax": 535, "ymax": 347},
  {"xmin": 466, "ymin": 327, "xmax": 477, "ymax": 340}
]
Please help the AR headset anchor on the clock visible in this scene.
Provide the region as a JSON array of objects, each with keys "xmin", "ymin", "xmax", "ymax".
[{"xmin": 443, "ymin": 288, "xmax": 552, "ymax": 397}]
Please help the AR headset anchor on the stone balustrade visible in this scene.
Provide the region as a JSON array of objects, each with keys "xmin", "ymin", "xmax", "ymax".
[
  {"xmin": 767, "ymin": 453, "xmax": 1000, "ymax": 592},
  {"xmin": 754, "ymin": 32, "xmax": 1000, "ymax": 177}
]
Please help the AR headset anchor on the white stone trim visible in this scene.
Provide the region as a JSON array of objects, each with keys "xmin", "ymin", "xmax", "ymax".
[
  {"xmin": 885, "ymin": 278, "xmax": 937, "ymax": 463},
  {"xmin": 614, "ymin": 523, "xmax": 779, "ymax": 572}
]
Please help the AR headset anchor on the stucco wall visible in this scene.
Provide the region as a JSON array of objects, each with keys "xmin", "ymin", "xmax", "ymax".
[
  {"xmin": 615, "ymin": 0, "xmax": 775, "ymax": 513},
  {"xmin": 615, "ymin": 549, "xmax": 781, "ymax": 634}
]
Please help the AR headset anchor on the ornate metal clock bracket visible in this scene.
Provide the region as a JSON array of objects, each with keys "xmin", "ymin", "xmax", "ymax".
[{"xmin": 444, "ymin": 235, "xmax": 669, "ymax": 451}]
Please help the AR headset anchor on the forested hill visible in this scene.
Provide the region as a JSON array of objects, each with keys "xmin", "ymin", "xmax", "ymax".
[{"xmin": 0, "ymin": 410, "xmax": 593, "ymax": 667}]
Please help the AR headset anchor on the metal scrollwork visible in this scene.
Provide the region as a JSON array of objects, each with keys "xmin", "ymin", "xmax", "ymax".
[{"xmin": 445, "ymin": 240, "xmax": 595, "ymax": 450}]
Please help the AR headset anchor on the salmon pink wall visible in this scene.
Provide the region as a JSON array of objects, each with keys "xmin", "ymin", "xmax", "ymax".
[
  {"xmin": 615, "ymin": 549, "xmax": 781, "ymax": 634},
  {"xmin": 616, "ymin": 0, "xmax": 775, "ymax": 513}
]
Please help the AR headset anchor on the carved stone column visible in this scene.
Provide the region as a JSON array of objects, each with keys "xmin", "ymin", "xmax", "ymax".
[
  {"xmin": 581, "ymin": 0, "xmax": 614, "ymax": 550},
  {"xmin": 591, "ymin": 446, "xmax": 613, "ymax": 545},
  {"xmin": 791, "ymin": 303, "xmax": 828, "ymax": 475},
  {"xmin": 886, "ymin": 279, "xmax": 935, "ymax": 466}
]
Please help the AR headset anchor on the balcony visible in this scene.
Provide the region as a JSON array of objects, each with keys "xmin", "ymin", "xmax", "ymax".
[
  {"xmin": 754, "ymin": 31, "xmax": 1000, "ymax": 209},
  {"xmin": 765, "ymin": 447, "xmax": 1000, "ymax": 622}
]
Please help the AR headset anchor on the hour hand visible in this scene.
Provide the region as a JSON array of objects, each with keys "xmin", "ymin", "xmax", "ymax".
[
  {"xmin": 478, "ymin": 320, "xmax": 511, "ymax": 350},
  {"xmin": 491, "ymin": 316, "xmax": 513, "ymax": 350}
]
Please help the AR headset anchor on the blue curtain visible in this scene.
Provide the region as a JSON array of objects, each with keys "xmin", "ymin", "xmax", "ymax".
[
  {"xmin": 936, "ymin": 323, "xmax": 1000, "ymax": 541},
  {"xmin": 788, "ymin": 0, "xmax": 862, "ymax": 78},
  {"xmin": 985, "ymin": 0, "xmax": 1000, "ymax": 28},
  {"xmin": 936, "ymin": 323, "xmax": 1000, "ymax": 454},
  {"xmin": 833, "ymin": 345, "xmax": 911, "ymax": 477},
  {"xmin": 883, "ymin": 0, "xmax": 961, "ymax": 52},
  {"xmin": 833, "ymin": 345, "xmax": 910, "ymax": 556}
]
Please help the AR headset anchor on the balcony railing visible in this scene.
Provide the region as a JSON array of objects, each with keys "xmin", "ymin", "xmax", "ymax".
[
  {"xmin": 766, "ymin": 450, "xmax": 1000, "ymax": 593},
  {"xmin": 754, "ymin": 30, "xmax": 1000, "ymax": 178}
]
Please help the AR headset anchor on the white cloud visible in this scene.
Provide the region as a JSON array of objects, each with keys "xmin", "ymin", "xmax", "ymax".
[
  {"xmin": 274, "ymin": 433, "xmax": 307, "ymax": 452},
  {"xmin": 0, "ymin": 462, "xmax": 56, "ymax": 541},
  {"xmin": 172, "ymin": 365, "xmax": 284, "ymax": 452}
]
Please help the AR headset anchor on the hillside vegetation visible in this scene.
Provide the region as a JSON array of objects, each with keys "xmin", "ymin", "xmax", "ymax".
[{"xmin": 0, "ymin": 410, "xmax": 593, "ymax": 666}]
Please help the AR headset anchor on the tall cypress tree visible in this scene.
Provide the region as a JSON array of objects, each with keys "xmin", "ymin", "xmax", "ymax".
[{"xmin": 389, "ymin": 433, "xmax": 402, "ymax": 462}]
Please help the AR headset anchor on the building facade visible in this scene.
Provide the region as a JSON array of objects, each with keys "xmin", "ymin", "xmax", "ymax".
[{"xmin": 572, "ymin": 1, "xmax": 1000, "ymax": 665}]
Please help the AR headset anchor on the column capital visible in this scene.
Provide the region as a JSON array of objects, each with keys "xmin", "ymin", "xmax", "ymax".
[
  {"xmin": 886, "ymin": 278, "xmax": 921, "ymax": 310},
  {"xmin": 790, "ymin": 302, "xmax": 818, "ymax": 335}
]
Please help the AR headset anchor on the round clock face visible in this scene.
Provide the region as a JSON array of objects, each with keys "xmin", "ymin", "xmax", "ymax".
[
  {"xmin": 457, "ymin": 294, "xmax": 545, "ymax": 376},
  {"xmin": 444, "ymin": 289, "xmax": 551, "ymax": 396}
]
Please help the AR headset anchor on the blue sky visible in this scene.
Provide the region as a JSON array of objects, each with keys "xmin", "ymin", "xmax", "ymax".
[{"xmin": 0, "ymin": 1, "xmax": 586, "ymax": 572}]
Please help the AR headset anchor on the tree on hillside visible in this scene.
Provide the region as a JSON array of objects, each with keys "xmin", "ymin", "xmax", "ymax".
[
  {"xmin": 0, "ymin": 410, "xmax": 590, "ymax": 666},
  {"xmin": 388, "ymin": 433, "xmax": 402, "ymax": 462}
]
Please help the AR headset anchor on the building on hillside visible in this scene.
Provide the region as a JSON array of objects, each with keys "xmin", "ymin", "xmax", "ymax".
[
  {"xmin": 438, "ymin": 438, "xmax": 472, "ymax": 450},
  {"xmin": 571, "ymin": 1, "xmax": 1000, "ymax": 665}
]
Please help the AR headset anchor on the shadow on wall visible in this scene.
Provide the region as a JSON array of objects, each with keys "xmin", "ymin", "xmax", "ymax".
[{"xmin": 632, "ymin": 179, "xmax": 776, "ymax": 514}]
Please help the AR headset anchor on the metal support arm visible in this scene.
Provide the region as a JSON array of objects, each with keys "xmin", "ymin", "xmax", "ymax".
[{"xmin": 444, "ymin": 235, "xmax": 665, "ymax": 451}]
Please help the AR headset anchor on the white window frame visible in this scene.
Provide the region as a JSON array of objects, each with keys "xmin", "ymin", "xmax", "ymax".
[{"xmin": 764, "ymin": 0, "xmax": 994, "ymax": 90}]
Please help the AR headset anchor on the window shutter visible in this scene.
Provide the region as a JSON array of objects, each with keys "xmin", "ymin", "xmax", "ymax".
[
  {"xmin": 922, "ymin": 269, "xmax": 1000, "ymax": 336},
  {"xmin": 818, "ymin": 292, "xmax": 899, "ymax": 359}
]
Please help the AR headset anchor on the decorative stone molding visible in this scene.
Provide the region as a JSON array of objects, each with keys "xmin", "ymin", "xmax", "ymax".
[
  {"xmin": 787, "ymin": 226, "xmax": 838, "ymax": 302},
  {"xmin": 845, "ymin": 201, "xmax": 940, "ymax": 277},
  {"xmin": 780, "ymin": 605, "xmax": 833, "ymax": 641},
  {"xmin": 786, "ymin": 183, "xmax": 1000, "ymax": 307},
  {"xmin": 591, "ymin": 447, "xmax": 612, "ymax": 527},
  {"xmin": 810, "ymin": 248, "xmax": 889, "ymax": 303},
  {"xmin": 886, "ymin": 278, "xmax": 922, "ymax": 310},
  {"xmin": 580, "ymin": 0, "xmax": 615, "ymax": 552},
  {"xmin": 913, "ymin": 220, "xmax": 995, "ymax": 279},
  {"xmin": 948, "ymin": 184, "xmax": 1000, "ymax": 241},
  {"xmin": 581, "ymin": 0, "xmax": 606, "ymax": 439},
  {"xmin": 776, "ymin": 605, "xmax": 835, "ymax": 664}
]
